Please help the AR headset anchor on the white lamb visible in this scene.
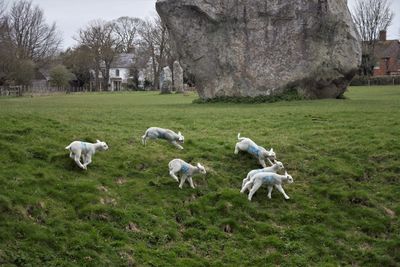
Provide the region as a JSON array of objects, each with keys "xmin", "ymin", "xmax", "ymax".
[
  {"xmin": 234, "ymin": 133, "xmax": 276, "ymax": 167},
  {"xmin": 142, "ymin": 127, "xmax": 185, "ymax": 150},
  {"xmin": 168, "ymin": 159, "xmax": 206, "ymax": 189},
  {"xmin": 65, "ymin": 140, "xmax": 109, "ymax": 170},
  {"xmin": 241, "ymin": 171, "xmax": 294, "ymax": 201},
  {"xmin": 240, "ymin": 161, "xmax": 285, "ymax": 190}
]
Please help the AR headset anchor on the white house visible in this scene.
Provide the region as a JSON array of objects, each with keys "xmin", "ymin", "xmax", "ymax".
[{"xmin": 108, "ymin": 53, "xmax": 134, "ymax": 91}]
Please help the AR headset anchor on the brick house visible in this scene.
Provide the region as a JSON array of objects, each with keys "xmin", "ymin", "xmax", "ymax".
[{"xmin": 372, "ymin": 31, "xmax": 400, "ymax": 76}]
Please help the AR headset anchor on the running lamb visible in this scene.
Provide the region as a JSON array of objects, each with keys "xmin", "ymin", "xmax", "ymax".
[
  {"xmin": 168, "ymin": 159, "xmax": 206, "ymax": 189},
  {"xmin": 234, "ymin": 133, "xmax": 276, "ymax": 167},
  {"xmin": 242, "ymin": 171, "xmax": 294, "ymax": 201},
  {"xmin": 241, "ymin": 161, "xmax": 284, "ymax": 190},
  {"xmin": 65, "ymin": 140, "xmax": 109, "ymax": 170},
  {"xmin": 142, "ymin": 127, "xmax": 185, "ymax": 150}
]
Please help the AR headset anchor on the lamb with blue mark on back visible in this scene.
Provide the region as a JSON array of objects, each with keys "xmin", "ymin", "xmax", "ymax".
[
  {"xmin": 234, "ymin": 133, "xmax": 276, "ymax": 167},
  {"xmin": 241, "ymin": 171, "xmax": 294, "ymax": 201},
  {"xmin": 241, "ymin": 161, "xmax": 285, "ymax": 190},
  {"xmin": 65, "ymin": 140, "xmax": 109, "ymax": 170},
  {"xmin": 168, "ymin": 159, "xmax": 207, "ymax": 189},
  {"xmin": 142, "ymin": 127, "xmax": 185, "ymax": 150}
]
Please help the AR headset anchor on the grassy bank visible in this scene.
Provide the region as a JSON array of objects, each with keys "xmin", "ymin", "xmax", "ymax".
[{"xmin": 0, "ymin": 86, "xmax": 399, "ymax": 266}]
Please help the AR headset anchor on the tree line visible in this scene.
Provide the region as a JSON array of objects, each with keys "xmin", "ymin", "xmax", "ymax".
[
  {"xmin": 66, "ymin": 15, "xmax": 172, "ymax": 91},
  {"xmin": 0, "ymin": 0, "xmax": 398, "ymax": 90},
  {"xmin": 0, "ymin": 0, "xmax": 173, "ymax": 91},
  {"xmin": 0, "ymin": 0, "xmax": 60, "ymax": 86}
]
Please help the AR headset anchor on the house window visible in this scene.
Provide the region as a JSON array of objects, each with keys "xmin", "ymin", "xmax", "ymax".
[{"xmin": 116, "ymin": 69, "xmax": 120, "ymax": 77}]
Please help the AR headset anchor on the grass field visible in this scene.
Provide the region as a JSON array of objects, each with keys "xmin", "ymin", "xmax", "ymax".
[{"xmin": 0, "ymin": 86, "xmax": 399, "ymax": 266}]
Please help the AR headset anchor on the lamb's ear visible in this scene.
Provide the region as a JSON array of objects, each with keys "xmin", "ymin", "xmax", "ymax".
[
  {"xmin": 270, "ymin": 148, "xmax": 274, "ymax": 153},
  {"xmin": 285, "ymin": 171, "xmax": 288, "ymax": 176},
  {"xmin": 178, "ymin": 131, "xmax": 182, "ymax": 135},
  {"xmin": 96, "ymin": 139, "xmax": 101, "ymax": 143}
]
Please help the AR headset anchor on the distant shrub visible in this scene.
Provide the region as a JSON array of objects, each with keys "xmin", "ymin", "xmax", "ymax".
[{"xmin": 193, "ymin": 89, "xmax": 303, "ymax": 104}]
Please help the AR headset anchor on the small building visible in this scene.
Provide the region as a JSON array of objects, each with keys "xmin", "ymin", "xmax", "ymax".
[
  {"xmin": 372, "ymin": 31, "xmax": 400, "ymax": 76},
  {"xmin": 108, "ymin": 53, "xmax": 134, "ymax": 91},
  {"xmin": 31, "ymin": 68, "xmax": 51, "ymax": 89}
]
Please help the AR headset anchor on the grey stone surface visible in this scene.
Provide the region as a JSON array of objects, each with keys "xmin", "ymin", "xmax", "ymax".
[
  {"xmin": 173, "ymin": 61, "xmax": 184, "ymax": 93},
  {"xmin": 138, "ymin": 70, "xmax": 145, "ymax": 90},
  {"xmin": 160, "ymin": 66, "xmax": 172, "ymax": 94},
  {"xmin": 156, "ymin": 0, "xmax": 361, "ymax": 99}
]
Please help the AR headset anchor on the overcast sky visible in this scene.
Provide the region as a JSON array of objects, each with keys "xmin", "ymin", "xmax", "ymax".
[{"xmin": 22, "ymin": 0, "xmax": 400, "ymax": 49}]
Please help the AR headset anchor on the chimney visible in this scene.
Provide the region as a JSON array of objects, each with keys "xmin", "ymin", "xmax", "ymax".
[{"xmin": 379, "ymin": 30, "xmax": 387, "ymax": 41}]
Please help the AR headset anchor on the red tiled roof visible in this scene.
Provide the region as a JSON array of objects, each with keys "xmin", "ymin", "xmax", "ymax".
[{"xmin": 374, "ymin": 40, "xmax": 400, "ymax": 59}]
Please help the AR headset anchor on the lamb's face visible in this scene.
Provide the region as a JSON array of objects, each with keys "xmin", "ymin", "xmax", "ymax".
[
  {"xmin": 96, "ymin": 140, "xmax": 109, "ymax": 151},
  {"xmin": 197, "ymin": 163, "xmax": 206, "ymax": 174},
  {"xmin": 287, "ymin": 174, "xmax": 294, "ymax": 184},
  {"xmin": 268, "ymin": 148, "xmax": 276, "ymax": 159},
  {"xmin": 178, "ymin": 132, "xmax": 184, "ymax": 143},
  {"xmin": 275, "ymin": 161, "xmax": 284, "ymax": 170}
]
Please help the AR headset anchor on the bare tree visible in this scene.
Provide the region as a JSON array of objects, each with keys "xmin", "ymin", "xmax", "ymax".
[
  {"xmin": 0, "ymin": 0, "xmax": 6, "ymax": 18},
  {"xmin": 77, "ymin": 20, "xmax": 119, "ymax": 91},
  {"xmin": 5, "ymin": 0, "xmax": 61, "ymax": 62},
  {"xmin": 352, "ymin": 0, "xmax": 394, "ymax": 75},
  {"xmin": 113, "ymin": 16, "xmax": 143, "ymax": 53},
  {"xmin": 0, "ymin": 0, "xmax": 8, "ymax": 41},
  {"xmin": 138, "ymin": 16, "xmax": 172, "ymax": 90}
]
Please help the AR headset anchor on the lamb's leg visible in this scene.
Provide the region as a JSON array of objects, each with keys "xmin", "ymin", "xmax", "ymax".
[
  {"xmin": 169, "ymin": 170, "xmax": 179, "ymax": 182},
  {"xmin": 82, "ymin": 154, "xmax": 87, "ymax": 164},
  {"xmin": 83, "ymin": 154, "xmax": 92, "ymax": 168},
  {"xmin": 74, "ymin": 153, "xmax": 86, "ymax": 170},
  {"xmin": 188, "ymin": 177, "xmax": 195, "ymax": 189},
  {"xmin": 258, "ymin": 159, "xmax": 267, "ymax": 168},
  {"xmin": 267, "ymin": 186, "xmax": 273, "ymax": 199},
  {"xmin": 142, "ymin": 136, "xmax": 147, "ymax": 146},
  {"xmin": 275, "ymin": 184, "xmax": 290, "ymax": 199},
  {"xmin": 234, "ymin": 143, "xmax": 240, "ymax": 154},
  {"xmin": 248, "ymin": 179, "xmax": 263, "ymax": 201},
  {"xmin": 69, "ymin": 152, "xmax": 75, "ymax": 159},
  {"xmin": 240, "ymin": 180, "xmax": 253, "ymax": 194},
  {"xmin": 242, "ymin": 177, "xmax": 249, "ymax": 189},
  {"xmin": 179, "ymin": 174, "xmax": 188, "ymax": 189},
  {"xmin": 267, "ymin": 158, "xmax": 274, "ymax": 166},
  {"xmin": 171, "ymin": 141, "xmax": 184, "ymax": 150}
]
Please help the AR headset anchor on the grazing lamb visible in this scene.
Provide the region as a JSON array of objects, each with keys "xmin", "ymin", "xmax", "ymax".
[
  {"xmin": 242, "ymin": 171, "xmax": 294, "ymax": 201},
  {"xmin": 168, "ymin": 159, "xmax": 206, "ymax": 189},
  {"xmin": 142, "ymin": 127, "xmax": 185, "ymax": 150},
  {"xmin": 241, "ymin": 161, "xmax": 285, "ymax": 190},
  {"xmin": 234, "ymin": 133, "xmax": 276, "ymax": 167},
  {"xmin": 65, "ymin": 140, "xmax": 109, "ymax": 170}
]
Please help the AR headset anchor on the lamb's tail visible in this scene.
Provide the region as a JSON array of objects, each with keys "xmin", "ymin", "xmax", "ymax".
[
  {"xmin": 65, "ymin": 145, "xmax": 71, "ymax": 150},
  {"xmin": 168, "ymin": 161, "xmax": 173, "ymax": 170},
  {"xmin": 237, "ymin": 133, "xmax": 245, "ymax": 141}
]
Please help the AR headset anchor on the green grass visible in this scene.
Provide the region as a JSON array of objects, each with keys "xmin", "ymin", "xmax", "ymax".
[{"xmin": 0, "ymin": 86, "xmax": 399, "ymax": 266}]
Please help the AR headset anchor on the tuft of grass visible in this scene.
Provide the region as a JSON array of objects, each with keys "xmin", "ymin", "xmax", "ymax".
[{"xmin": 0, "ymin": 87, "xmax": 399, "ymax": 266}]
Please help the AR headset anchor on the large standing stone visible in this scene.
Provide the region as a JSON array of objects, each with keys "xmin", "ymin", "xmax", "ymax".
[
  {"xmin": 156, "ymin": 0, "xmax": 361, "ymax": 99},
  {"xmin": 160, "ymin": 66, "xmax": 172, "ymax": 94},
  {"xmin": 173, "ymin": 61, "xmax": 184, "ymax": 93},
  {"xmin": 138, "ymin": 70, "xmax": 145, "ymax": 90}
]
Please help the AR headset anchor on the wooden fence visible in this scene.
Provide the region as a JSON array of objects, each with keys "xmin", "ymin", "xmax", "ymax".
[{"xmin": 0, "ymin": 86, "xmax": 23, "ymax": 96}]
